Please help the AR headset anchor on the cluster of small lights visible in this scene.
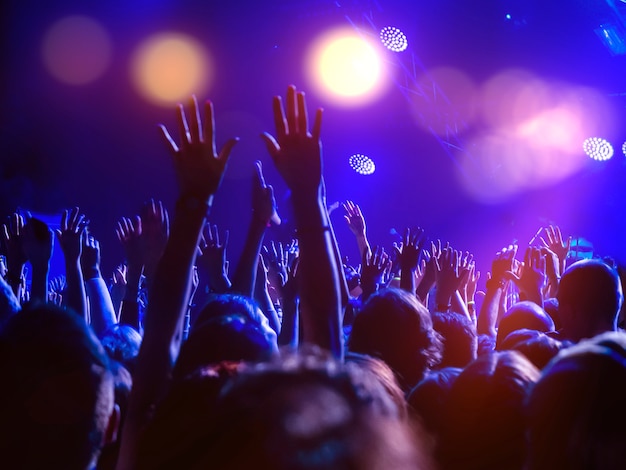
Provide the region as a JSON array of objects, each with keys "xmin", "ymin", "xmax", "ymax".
[
  {"xmin": 622, "ymin": 141, "xmax": 626, "ymax": 157},
  {"xmin": 349, "ymin": 154, "xmax": 376, "ymax": 175},
  {"xmin": 380, "ymin": 26, "xmax": 408, "ymax": 52},
  {"xmin": 583, "ymin": 137, "xmax": 614, "ymax": 161}
]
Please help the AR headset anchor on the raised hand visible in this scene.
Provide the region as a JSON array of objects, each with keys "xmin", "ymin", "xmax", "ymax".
[
  {"xmin": 504, "ymin": 246, "xmax": 546, "ymax": 306},
  {"xmin": 263, "ymin": 241, "xmax": 289, "ymax": 291},
  {"xmin": 252, "ymin": 161, "xmax": 281, "ymax": 226},
  {"xmin": 159, "ymin": 96, "xmax": 238, "ymax": 203},
  {"xmin": 56, "ymin": 207, "xmax": 88, "ymax": 318},
  {"xmin": 416, "ymin": 239, "xmax": 442, "ymax": 303},
  {"xmin": 343, "ymin": 201, "xmax": 366, "ymax": 238},
  {"xmin": 491, "ymin": 244, "xmax": 518, "ymax": 284},
  {"xmin": 81, "ymin": 233, "xmax": 102, "ymax": 280},
  {"xmin": 116, "ymin": 216, "xmax": 143, "ymax": 270},
  {"xmin": 360, "ymin": 245, "xmax": 392, "ymax": 300},
  {"xmin": 434, "ymin": 246, "xmax": 468, "ymax": 310},
  {"xmin": 540, "ymin": 246, "xmax": 560, "ymax": 298},
  {"xmin": 539, "ymin": 225, "xmax": 570, "ymax": 275},
  {"xmin": 394, "ymin": 227, "xmax": 426, "ymax": 295},
  {"xmin": 56, "ymin": 207, "xmax": 88, "ymax": 262},
  {"xmin": 2, "ymin": 213, "xmax": 27, "ymax": 292},
  {"xmin": 261, "ymin": 85, "xmax": 323, "ymax": 197},
  {"xmin": 198, "ymin": 223, "xmax": 231, "ymax": 293},
  {"xmin": 140, "ymin": 199, "xmax": 169, "ymax": 287}
]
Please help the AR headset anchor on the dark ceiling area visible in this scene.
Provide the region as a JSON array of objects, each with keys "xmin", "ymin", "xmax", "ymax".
[{"xmin": 1, "ymin": 0, "xmax": 625, "ymax": 275}]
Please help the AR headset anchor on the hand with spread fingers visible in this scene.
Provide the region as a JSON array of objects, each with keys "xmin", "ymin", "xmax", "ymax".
[{"xmin": 159, "ymin": 96, "xmax": 238, "ymax": 203}]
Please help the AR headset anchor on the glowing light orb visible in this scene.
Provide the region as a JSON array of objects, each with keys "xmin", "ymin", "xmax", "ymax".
[
  {"xmin": 131, "ymin": 33, "xmax": 211, "ymax": 106},
  {"xmin": 583, "ymin": 137, "xmax": 614, "ymax": 161},
  {"xmin": 622, "ymin": 141, "xmax": 626, "ymax": 157},
  {"xmin": 349, "ymin": 154, "xmax": 376, "ymax": 175},
  {"xmin": 42, "ymin": 15, "xmax": 112, "ymax": 85},
  {"xmin": 306, "ymin": 27, "xmax": 388, "ymax": 106},
  {"xmin": 380, "ymin": 26, "xmax": 408, "ymax": 52}
]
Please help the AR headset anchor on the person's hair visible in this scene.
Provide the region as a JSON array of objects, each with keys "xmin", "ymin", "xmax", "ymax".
[
  {"xmin": 557, "ymin": 259, "xmax": 623, "ymax": 340},
  {"xmin": 496, "ymin": 301, "xmax": 554, "ymax": 350},
  {"xmin": 432, "ymin": 311, "xmax": 478, "ymax": 368},
  {"xmin": 499, "ymin": 329, "xmax": 567, "ymax": 370},
  {"xmin": 526, "ymin": 331, "xmax": 626, "ymax": 470},
  {"xmin": 407, "ymin": 367, "xmax": 462, "ymax": 434},
  {"xmin": 348, "ymin": 287, "xmax": 443, "ymax": 390},
  {"xmin": 192, "ymin": 293, "xmax": 267, "ymax": 331},
  {"xmin": 173, "ymin": 314, "xmax": 277, "ymax": 380},
  {"xmin": 100, "ymin": 324, "xmax": 142, "ymax": 374},
  {"xmin": 435, "ymin": 351, "xmax": 540, "ymax": 470},
  {"xmin": 344, "ymin": 351, "xmax": 408, "ymax": 420},
  {"xmin": 138, "ymin": 349, "xmax": 433, "ymax": 469},
  {"xmin": 0, "ymin": 302, "xmax": 114, "ymax": 470}
]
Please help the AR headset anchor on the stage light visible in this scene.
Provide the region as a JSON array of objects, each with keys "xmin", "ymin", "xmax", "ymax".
[
  {"xmin": 349, "ymin": 154, "xmax": 376, "ymax": 175},
  {"xmin": 380, "ymin": 26, "xmax": 408, "ymax": 52},
  {"xmin": 131, "ymin": 33, "xmax": 211, "ymax": 106},
  {"xmin": 583, "ymin": 137, "xmax": 614, "ymax": 161},
  {"xmin": 42, "ymin": 15, "xmax": 112, "ymax": 85},
  {"xmin": 622, "ymin": 141, "xmax": 626, "ymax": 157},
  {"xmin": 306, "ymin": 27, "xmax": 388, "ymax": 106}
]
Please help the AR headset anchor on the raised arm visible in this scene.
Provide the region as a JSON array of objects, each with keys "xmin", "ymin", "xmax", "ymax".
[
  {"xmin": 230, "ymin": 161, "xmax": 280, "ymax": 297},
  {"xmin": 117, "ymin": 96, "xmax": 236, "ymax": 470},
  {"xmin": 477, "ymin": 245, "xmax": 517, "ymax": 338},
  {"xmin": 116, "ymin": 216, "xmax": 143, "ymax": 330},
  {"xmin": 81, "ymin": 233, "xmax": 117, "ymax": 337},
  {"xmin": 343, "ymin": 200, "xmax": 371, "ymax": 260},
  {"xmin": 2, "ymin": 213, "xmax": 27, "ymax": 298},
  {"xmin": 55, "ymin": 207, "xmax": 88, "ymax": 319},
  {"xmin": 261, "ymin": 85, "xmax": 342, "ymax": 357}
]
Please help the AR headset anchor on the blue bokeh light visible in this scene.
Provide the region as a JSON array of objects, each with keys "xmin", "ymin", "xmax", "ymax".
[
  {"xmin": 379, "ymin": 26, "xmax": 408, "ymax": 52},
  {"xmin": 583, "ymin": 137, "xmax": 614, "ymax": 161},
  {"xmin": 349, "ymin": 153, "xmax": 376, "ymax": 175}
]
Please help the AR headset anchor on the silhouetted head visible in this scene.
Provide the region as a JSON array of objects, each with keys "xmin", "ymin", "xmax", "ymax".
[
  {"xmin": 436, "ymin": 351, "xmax": 540, "ymax": 470},
  {"xmin": 432, "ymin": 311, "xmax": 478, "ymax": 368},
  {"xmin": 348, "ymin": 288, "xmax": 443, "ymax": 391},
  {"xmin": 174, "ymin": 314, "xmax": 278, "ymax": 379},
  {"xmin": 139, "ymin": 349, "xmax": 432, "ymax": 469},
  {"xmin": 496, "ymin": 301, "xmax": 554, "ymax": 349},
  {"xmin": 526, "ymin": 331, "xmax": 626, "ymax": 470},
  {"xmin": 0, "ymin": 303, "xmax": 115, "ymax": 470},
  {"xmin": 557, "ymin": 259, "xmax": 623, "ymax": 342}
]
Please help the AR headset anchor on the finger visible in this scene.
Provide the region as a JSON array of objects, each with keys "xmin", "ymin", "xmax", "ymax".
[
  {"xmin": 218, "ymin": 137, "xmax": 239, "ymax": 166},
  {"xmin": 204, "ymin": 100, "xmax": 216, "ymax": 155},
  {"xmin": 297, "ymin": 90, "xmax": 308, "ymax": 135},
  {"xmin": 286, "ymin": 85, "xmax": 297, "ymax": 134},
  {"xmin": 60, "ymin": 209, "xmax": 69, "ymax": 232},
  {"xmin": 177, "ymin": 103, "xmax": 191, "ymax": 147},
  {"xmin": 189, "ymin": 95, "xmax": 202, "ymax": 143},
  {"xmin": 261, "ymin": 132, "xmax": 280, "ymax": 159},
  {"xmin": 254, "ymin": 160, "xmax": 266, "ymax": 189},
  {"xmin": 158, "ymin": 124, "xmax": 179, "ymax": 156},
  {"xmin": 312, "ymin": 108, "xmax": 323, "ymax": 141},
  {"xmin": 272, "ymin": 95, "xmax": 287, "ymax": 141}
]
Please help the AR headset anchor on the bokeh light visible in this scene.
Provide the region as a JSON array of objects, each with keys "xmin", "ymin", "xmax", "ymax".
[
  {"xmin": 306, "ymin": 27, "xmax": 389, "ymax": 106},
  {"xmin": 583, "ymin": 137, "xmax": 614, "ymax": 161},
  {"xmin": 349, "ymin": 153, "xmax": 376, "ymax": 175},
  {"xmin": 622, "ymin": 141, "xmax": 626, "ymax": 157},
  {"xmin": 42, "ymin": 15, "xmax": 112, "ymax": 85},
  {"xmin": 380, "ymin": 26, "xmax": 408, "ymax": 52},
  {"xmin": 131, "ymin": 33, "xmax": 211, "ymax": 106},
  {"xmin": 455, "ymin": 69, "xmax": 617, "ymax": 203}
]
